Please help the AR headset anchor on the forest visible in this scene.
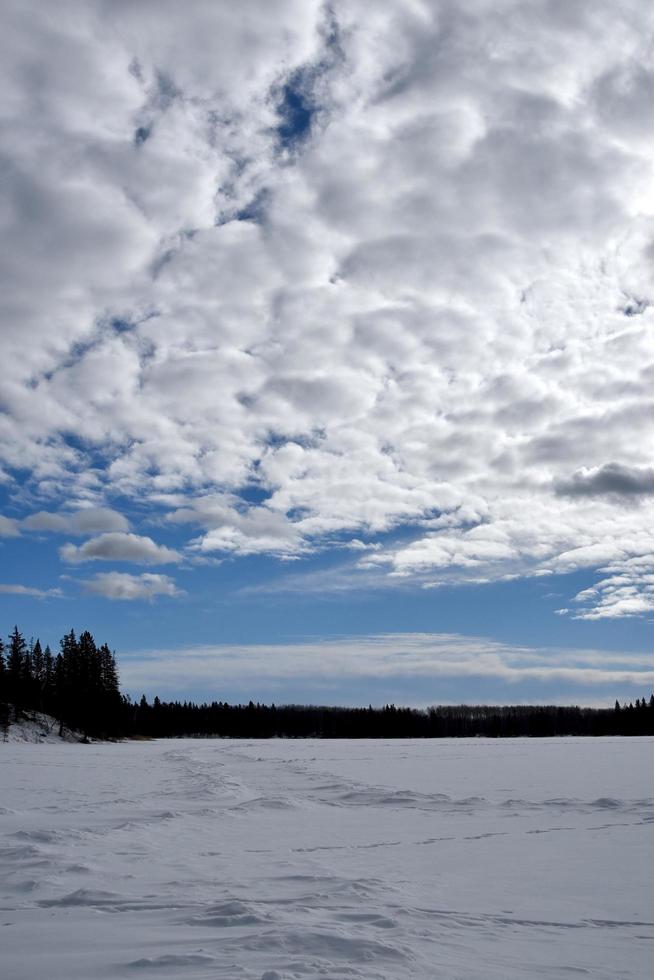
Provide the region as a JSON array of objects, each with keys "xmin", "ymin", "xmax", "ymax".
[{"xmin": 2, "ymin": 625, "xmax": 654, "ymax": 740}]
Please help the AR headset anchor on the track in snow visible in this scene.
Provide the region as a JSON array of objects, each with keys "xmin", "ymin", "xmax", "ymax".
[{"xmin": 1, "ymin": 737, "xmax": 653, "ymax": 979}]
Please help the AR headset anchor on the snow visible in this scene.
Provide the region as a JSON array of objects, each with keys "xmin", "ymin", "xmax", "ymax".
[
  {"xmin": 2, "ymin": 708, "xmax": 86, "ymax": 743},
  {"xmin": 1, "ymin": 737, "xmax": 652, "ymax": 979}
]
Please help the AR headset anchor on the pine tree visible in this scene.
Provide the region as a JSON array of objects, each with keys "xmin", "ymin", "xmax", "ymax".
[
  {"xmin": 32, "ymin": 639, "xmax": 44, "ymax": 685},
  {"xmin": 99, "ymin": 643, "xmax": 119, "ymax": 695},
  {"xmin": 7, "ymin": 626, "xmax": 28, "ymax": 708},
  {"xmin": 43, "ymin": 645, "xmax": 55, "ymax": 706},
  {"xmin": 0, "ymin": 636, "xmax": 6, "ymax": 706},
  {"xmin": 55, "ymin": 630, "xmax": 79, "ymax": 734},
  {"xmin": 30, "ymin": 639, "xmax": 45, "ymax": 710}
]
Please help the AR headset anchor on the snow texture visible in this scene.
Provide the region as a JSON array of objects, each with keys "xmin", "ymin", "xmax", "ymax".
[
  {"xmin": 2, "ymin": 708, "xmax": 86, "ymax": 744},
  {"xmin": 1, "ymin": 737, "xmax": 652, "ymax": 979}
]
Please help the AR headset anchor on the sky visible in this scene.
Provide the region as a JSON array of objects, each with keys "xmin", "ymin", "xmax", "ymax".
[{"xmin": 2, "ymin": 0, "xmax": 654, "ymax": 707}]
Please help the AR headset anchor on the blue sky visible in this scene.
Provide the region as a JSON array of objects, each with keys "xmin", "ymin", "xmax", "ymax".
[
  {"xmin": 1, "ymin": 495, "xmax": 653, "ymax": 706},
  {"xmin": 2, "ymin": 1, "xmax": 654, "ymax": 706}
]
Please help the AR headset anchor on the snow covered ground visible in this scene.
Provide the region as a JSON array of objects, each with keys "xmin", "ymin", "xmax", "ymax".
[
  {"xmin": 1, "ymin": 737, "xmax": 652, "ymax": 980},
  {"xmin": 2, "ymin": 708, "xmax": 85, "ymax": 744}
]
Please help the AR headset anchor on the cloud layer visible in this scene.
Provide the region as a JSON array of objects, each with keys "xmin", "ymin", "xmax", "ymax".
[
  {"xmin": 2, "ymin": 1, "xmax": 654, "ymax": 615},
  {"xmin": 119, "ymin": 632, "xmax": 654, "ymax": 705}
]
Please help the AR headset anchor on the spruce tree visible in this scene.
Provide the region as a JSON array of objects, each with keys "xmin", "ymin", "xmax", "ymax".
[
  {"xmin": 7, "ymin": 626, "xmax": 28, "ymax": 708},
  {"xmin": 99, "ymin": 643, "xmax": 119, "ymax": 695},
  {"xmin": 30, "ymin": 639, "xmax": 45, "ymax": 710},
  {"xmin": 0, "ymin": 636, "xmax": 6, "ymax": 706},
  {"xmin": 43, "ymin": 645, "xmax": 55, "ymax": 709}
]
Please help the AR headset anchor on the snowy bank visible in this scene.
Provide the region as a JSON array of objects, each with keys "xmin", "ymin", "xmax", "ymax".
[{"xmin": 1, "ymin": 706, "xmax": 88, "ymax": 743}]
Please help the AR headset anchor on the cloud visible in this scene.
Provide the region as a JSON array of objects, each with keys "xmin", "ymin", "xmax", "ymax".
[
  {"xmin": 1, "ymin": 1, "xmax": 654, "ymax": 619},
  {"xmin": 22, "ymin": 512, "xmax": 69, "ymax": 533},
  {"xmin": 82, "ymin": 571, "xmax": 182, "ymax": 601},
  {"xmin": 0, "ymin": 583, "xmax": 62, "ymax": 598},
  {"xmin": 23, "ymin": 507, "xmax": 130, "ymax": 534},
  {"xmin": 118, "ymin": 632, "xmax": 654, "ymax": 704},
  {"xmin": 561, "ymin": 554, "xmax": 654, "ymax": 620},
  {"xmin": 556, "ymin": 463, "xmax": 654, "ymax": 498},
  {"xmin": 169, "ymin": 493, "xmax": 306, "ymax": 556},
  {"xmin": 60, "ymin": 532, "xmax": 180, "ymax": 565},
  {"xmin": 0, "ymin": 516, "xmax": 20, "ymax": 537}
]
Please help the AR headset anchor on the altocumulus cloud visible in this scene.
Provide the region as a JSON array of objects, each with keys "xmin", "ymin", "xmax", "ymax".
[
  {"xmin": 556, "ymin": 463, "xmax": 654, "ymax": 498},
  {"xmin": 23, "ymin": 508, "xmax": 130, "ymax": 534},
  {"xmin": 2, "ymin": 1, "xmax": 654, "ymax": 616},
  {"xmin": 83, "ymin": 572, "xmax": 182, "ymax": 601},
  {"xmin": 0, "ymin": 516, "xmax": 19, "ymax": 537},
  {"xmin": 60, "ymin": 533, "xmax": 181, "ymax": 565}
]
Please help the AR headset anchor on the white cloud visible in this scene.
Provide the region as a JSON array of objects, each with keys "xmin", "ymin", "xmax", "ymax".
[
  {"xmin": 343, "ymin": 539, "xmax": 381, "ymax": 551},
  {"xmin": 0, "ymin": 583, "xmax": 62, "ymax": 598},
  {"xmin": 23, "ymin": 507, "xmax": 130, "ymax": 534},
  {"xmin": 169, "ymin": 493, "xmax": 309, "ymax": 557},
  {"xmin": 0, "ymin": 516, "xmax": 20, "ymax": 537},
  {"xmin": 562, "ymin": 555, "xmax": 654, "ymax": 620},
  {"xmin": 2, "ymin": 1, "xmax": 654, "ymax": 617},
  {"xmin": 60, "ymin": 532, "xmax": 180, "ymax": 565},
  {"xmin": 118, "ymin": 632, "xmax": 654, "ymax": 703},
  {"xmin": 82, "ymin": 571, "xmax": 182, "ymax": 601},
  {"xmin": 22, "ymin": 512, "xmax": 69, "ymax": 533}
]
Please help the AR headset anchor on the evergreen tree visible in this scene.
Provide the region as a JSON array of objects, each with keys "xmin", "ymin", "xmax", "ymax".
[
  {"xmin": 0, "ymin": 636, "xmax": 6, "ymax": 707},
  {"xmin": 43, "ymin": 645, "xmax": 55, "ymax": 704},
  {"xmin": 99, "ymin": 643, "xmax": 119, "ymax": 694},
  {"xmin": 32, "ymin": 639, "xmax": 44, "ymax": 686},
  {"xmin": 7, "ymin": 626, "xmax": 28, "ymax": 708},
  {"xmin": 29, "ymin": 639, "xmax": 45, "ymax": 710}
]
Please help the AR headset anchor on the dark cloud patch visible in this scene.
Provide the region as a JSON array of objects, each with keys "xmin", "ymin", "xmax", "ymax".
[
  {"xmin": 235, "ymin": 188, "xmax": 270, "ymax": 224},
  {"xmin": 133, "ymin": 71, "xmax": 179, "ymax": 149},
  {"xmin": 273, "ymin": 7, "xmax": 343, "ymax": 155},
  {"xmin": 134, "ymin": 125, "xmax": 151, "ymax": 147},
  {"xmin": 128, "ymin": 57, "xmax": 144, "ymax": 83},
  {"xmin": 153, "ymin": 71, "xmax": 179, "ymax": 110},
  {"xmin": 621, "ymin": 297, "xmax": 648, "ymax": 317},
  {"xmin": 556, "ymin": 462, "xmax": 654, "ymax": 498},
  {"xmin": 151, "ymin": 245, "xmax": 179, "ymax": 278},
  {"xmin": 276, "ymin": 71, "xmax": 316, "ymax": 150},
  {"xmin": 110, "ymin": 316, "xmax": 135, "ymax": 334}
]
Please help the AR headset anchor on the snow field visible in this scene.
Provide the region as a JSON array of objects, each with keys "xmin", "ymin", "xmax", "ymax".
[{"xmin": 1, "ymin": 737, "xmax": 653, "ymax": 979}]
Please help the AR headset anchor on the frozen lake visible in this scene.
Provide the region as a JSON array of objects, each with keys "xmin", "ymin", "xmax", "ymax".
[{"xmin": 1, "ymin": 737, "xmax": 653, "ymax": 979}]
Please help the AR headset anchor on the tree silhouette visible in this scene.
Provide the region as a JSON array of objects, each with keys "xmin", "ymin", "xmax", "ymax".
[{"xmin": 1, "ymin": 622, "xmax": 654, "ymax": 739}]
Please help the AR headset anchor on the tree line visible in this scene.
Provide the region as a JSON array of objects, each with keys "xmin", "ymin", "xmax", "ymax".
[
  {"xmin": 132, "ymin": 695, "xmax": 654, "ymax": 738},
  {"xmin": 0, "ymin": 626, "xmax": 121, "ymax": 737},
  {"xmin": 2, "ymin": 624, "xmax": 654, "ymax": 739}
]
